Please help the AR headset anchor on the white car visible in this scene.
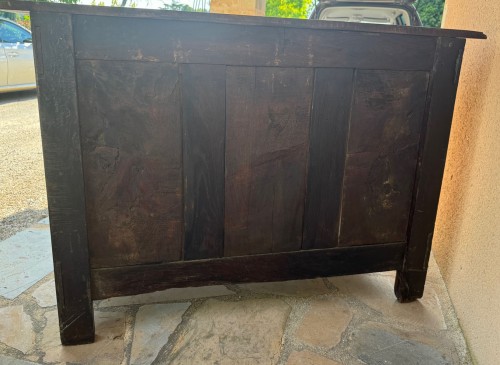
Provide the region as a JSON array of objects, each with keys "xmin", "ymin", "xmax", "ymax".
[
  {"xmin": 0, "ymin": 18, "xmax": 36, "ymax": 93},
  {"xmin": 310, "ymin": 0, "xmax": 422, "ymax": 26}
]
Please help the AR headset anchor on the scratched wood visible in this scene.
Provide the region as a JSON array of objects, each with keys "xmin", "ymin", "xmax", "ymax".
[
  {"xmin": 71, "ymin": 14, "xmax": 438, "ymax": 71},
  {"xmin": 92, "ymin": 242, "xmax": 405, "ymax": 299},
  {"xmin": 225, "ymin": 66, "xmax": 313, "ymax": 256},
  {"xmin": 77, "ymin": 60, "xmax": 183, "ymax": 268},
  {"xmin": 396, "ymin": 38, "xmax": 466, "ymax": 302},
  {"xmin": 7, "ymin": 0, "xmax": 483, "ymax": 345},
  {"xmin": 339, "ymin": 70, "xmax": 430, "ymax": 246},
  {"xmin": 182, "ymin": 64, "xmax": 226, "ymax": 260},
  {"xmin": 30, "ymin": 11, "xmax": 94, "ymax": 345},
  {"xmin": 303, "ymin": 68, "xmax": 354, "ymax": 249},
  {"xmin": 73, "ymin": 15, "xmax": 284, "ymax": 67},
  {"xmin": 281, "ymin": 28, "xmax": 436, "ymax": 70}
]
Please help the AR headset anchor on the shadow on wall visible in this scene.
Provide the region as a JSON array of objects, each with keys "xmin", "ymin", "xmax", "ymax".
[
  {"xmin": 0, "ymin": 208, "xmax": 48, "ymax": 241},
  {"xmin": 432, "ymin": 36, "xmax": 495, "ymax": 280}
]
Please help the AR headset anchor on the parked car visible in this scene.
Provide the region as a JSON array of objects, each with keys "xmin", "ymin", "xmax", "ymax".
[
  {"xmin": 0, "ymin": 18, "xmax": 36, "ymax": 93},
  {"xmin": 310, "ymin": 0, "xmax": 422, "ymax": 26}
]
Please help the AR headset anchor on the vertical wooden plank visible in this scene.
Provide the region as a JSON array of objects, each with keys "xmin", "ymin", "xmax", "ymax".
[
  {"xmin": 182, "ymin": 64, "xmax": 226, "ymax": 260},
  {"xmin": 225, "ymin": 66, "xmax": 313, "ymax": 256},
  {"xmin": 77, "ymin": 60, "xmax": 183, "ymax": 268},
  {"xmin": 396, "ymin": 38, "xmax": 466, "ymax": 302},
  {"xmin": 302, "ymin": 68, "xmax": 354, "ymax": 249},
  {"xmin": 339, "ymin": 70, "xmax": 429, "ymax": 247},
  {"xmin": 31, "ymin": 12, "xmax": 94, "ymax": 345}
]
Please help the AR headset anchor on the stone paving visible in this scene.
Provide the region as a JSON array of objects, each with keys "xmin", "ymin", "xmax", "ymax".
[{"xmin": 0, "ymin": 218, "xmax": 473, "ymax": 365}]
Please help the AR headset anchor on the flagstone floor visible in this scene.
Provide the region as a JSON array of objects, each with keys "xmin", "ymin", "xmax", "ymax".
[{"xmin": 0, "ymin": 218, "xmax": 473, "ymax": 365}]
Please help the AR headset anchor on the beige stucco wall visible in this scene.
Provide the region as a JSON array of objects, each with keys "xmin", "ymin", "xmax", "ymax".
[
  {"xmin": 210, "ymin": 0, "xmax": 266, "ymax": 16},
  {"xmin": 433, "ymin": 1, "xmax": 500, "ymax": 364}
]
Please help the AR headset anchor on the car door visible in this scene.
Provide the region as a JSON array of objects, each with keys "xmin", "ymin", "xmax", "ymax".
[
  {"xmin": 0, "ymin": 20, "xmax": 35, "ymax": 86},
  {"xmin": 0, "ymin": 42, "xmax": 7, "ymax": 87}
]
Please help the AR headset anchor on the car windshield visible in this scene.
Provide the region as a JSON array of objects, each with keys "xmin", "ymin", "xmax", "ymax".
[
  {"xmin": 319, "ymin": 6, "xmax": 411, "ymax": 26},
  {"xmin": 0, "ymin": 20, "xmax": 31, "ymax": 43}
]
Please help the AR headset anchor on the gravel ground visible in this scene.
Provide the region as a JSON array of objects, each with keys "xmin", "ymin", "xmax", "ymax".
[{"xmin": 0, "ymin": 91, "xmax": 48, "ymax": 241}]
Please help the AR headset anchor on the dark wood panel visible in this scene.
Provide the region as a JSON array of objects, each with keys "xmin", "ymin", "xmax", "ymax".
[
  {"xmin": 77, "ymin": 60, "xmax": 183, "ymax": 268},
  {"xmin": 225, "ymin": 66, "xmax": 313, "ymax": 256},
  {"xmin": 303, "ymin": 68, "xmax": 354, "ymax": 249},
  {"xmin": 74, "ymin": 15, "xmax": 284, "ymax": 66},
  {"xmin": 282, "ymin": 28, "xmax": 436, "ymax": 70},
  {"xmin": 339, "ymin": 70, "xmax": 429, "ymax": 246},
  {"xmin": 73, "ymin": 15, "xmax": 437, "ymax": 71},
  {"xmin": 182, "ymin": 64, "xmax": 226, "ymax": 260},
  {"xmin": 395, "ymin": 38, "xmax": 466, "ymax": 302},
  {"xmin": 30, "ymin": 11, "xmax": 94, "ymax": 345},
  {"xmin": 91, "ymin": 242, "xmax": 405, "ymax": 299}
]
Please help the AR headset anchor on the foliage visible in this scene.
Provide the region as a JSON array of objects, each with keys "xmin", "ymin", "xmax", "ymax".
[
  {"xmin": 160, "ymin": 0, "xmax": 195, "ymax": 12},
  {"xmin": 0, "ymin": 12, "xmax": 31, "ymax": 29},
  {"xmin": 265, "ymin": 0, "xmax": 314, "ymax": 19},
  {"xmin": 0, "ymin": 11, "xmax": 16, "ymax": 20},
  {"xmin": 414, "ymin": 0, "xmax": 445, "ymax": 28}
]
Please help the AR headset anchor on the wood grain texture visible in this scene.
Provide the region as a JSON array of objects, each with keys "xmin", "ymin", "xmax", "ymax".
[
  {"xmin": 77, "ymin": 60, "xmax": 183, "ymax": 268},
  {"xmin": 282, "ymin": 28, "xmax": 436, "ymax": 70},
  {"xmin": 225, "ymin": 66, "xmax": 313, "ymax": 256},
  {"xmin": 72, "ymin": 15, "xmax": 437, "ymax": 71},
  {"xmin": 73, "ymin": 15, "xmax": 284, "ymax": 67},
  {"xmin": 91, "ymin": 242, "xmax": 405, "ymax": 299},
  {"xmin": 396, "ymin": 37, "xmax": 466, "ymax": 302},
  {"xmin": 339, "ymin": 70, "xmax": 429, "ymax": 246},
  {"xmin": 181, "ymin": 64, "xmax": 226, "ymax": 260},
  {"xmin": 303, "ymin": 68, "xmax": 354, "ymax": 249},
  {"xmin": 31, "ymin": 11, "xmax": 94, "ymax": 345}
]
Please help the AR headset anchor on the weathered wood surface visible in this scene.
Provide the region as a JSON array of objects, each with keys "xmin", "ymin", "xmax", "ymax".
[
  {"xmin": 5, "ymin": 0, "xmax": 482, "ymax": 345},
  {"xmin": 91, "ymin": 242, "xmax": 406, "ymax": 299},
  {"xmin": 302, "ymin": 68, "xmax": 353, "ymax": 249},
  {"xmin": 339, "ymin": 70, "xmax": 430, "ymax": 246},
  {"xmin": 77, "ymin": 60, "xmax": 183, "ymax": 268},
  {"xmin": 31, "ymin": 11, "xmax": 94, "ymax": 345},
  {"xmin": 395, "ymin": 37, "xmax": 466, "ymax": 302},
  {"xmin": 181, "ymin": 64, "xmax": 226, "ymax": 260},
  {"xmin": 72, "ymin": 15, "xmax": 436, "ymax": 70},
  {"xmin": 225, "ymin": 67, "xmax": 312, "ymax": 256}
]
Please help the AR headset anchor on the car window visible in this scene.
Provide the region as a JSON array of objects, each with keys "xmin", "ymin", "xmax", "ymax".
[
  {"xmin": 319, "ymin": 6, "xmax": 411, "ymax": 26},
  {"xmin": 0, "ymin": 20, "xmax": 31, "ymax": 43}
]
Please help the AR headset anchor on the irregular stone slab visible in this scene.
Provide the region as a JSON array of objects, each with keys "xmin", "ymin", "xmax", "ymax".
[
  {"xmin": 0, "ymin": 355, "xmax": 40, "ymax": 365},
  {"xmin": 239, "ymin": 279, "xmax": 329, "ymax": 297},
  {"xmin": 287, "ymin": 350, "xmax": 342, "ymax": 365},
  {"xmin": 328, "ymin": 272, "xmax": 446, "ymax": 330},
  {"xmin": 32, "ymin": 279, "xmax": 56, "ymax": 308},
  {"xmin": 295, "ymin": 296, "xmax": 352, "ymax": 348},
  {"xmin": 0, "ymin": 226, "xmax": 52, "ymax": 299},
  {"xmin": 168, "ymin": 298, "xmax": 291, "ymax": 364},
  {"xmin": 0, "ymin": 306, "xmax": 35, "ymax": 353},
  {"xmin": 348, "ymin": 322, "xmax": 458, "ymax": 365},
  {"xmin": 96, "ymin": 285, "xmax": 234, "ymax": 308},
  {"xmin": 130, "ymin": 302, "xmax": 190, "ymax": 365},
  {"xmin": 42, "ymin": 310, "xmax": 125, "ymax": 365}
]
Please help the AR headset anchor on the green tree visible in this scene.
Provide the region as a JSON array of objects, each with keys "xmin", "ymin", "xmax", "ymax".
[
  {"xmin": 160, "ymin": 0, "xmax": 195, "ymax": 12},
  {"xmin": 265, "ymin": 0, "xmax": 314, "ymax": 19},
  {"xmin": 414, "ymin": 0, "xmax": 445, "ymax": 28}
]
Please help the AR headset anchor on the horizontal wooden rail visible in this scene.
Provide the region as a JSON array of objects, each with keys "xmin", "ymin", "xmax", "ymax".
[{"xmin": 91, "ymin": 242, "xmax": 405, "ymax": 299}]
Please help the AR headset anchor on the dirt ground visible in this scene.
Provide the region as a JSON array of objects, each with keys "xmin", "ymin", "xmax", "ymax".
[{"xmin": 0, "ymin": 91, "xmax": 48, "ymax": 240}]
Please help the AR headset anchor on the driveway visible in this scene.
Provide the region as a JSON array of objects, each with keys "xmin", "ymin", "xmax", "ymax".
[{"xmin": 0, "ymin": 90, "xmax": 47, "ymax": 240}]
